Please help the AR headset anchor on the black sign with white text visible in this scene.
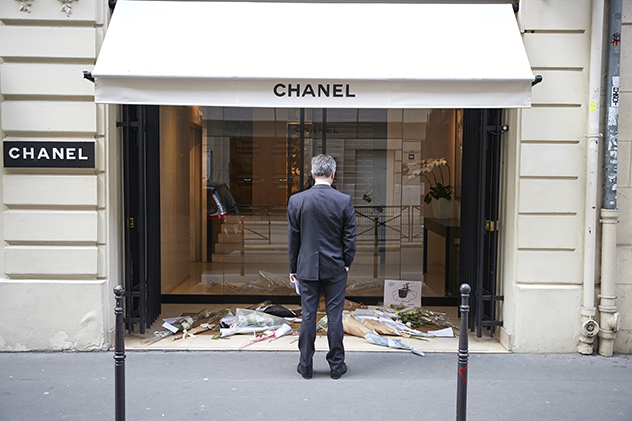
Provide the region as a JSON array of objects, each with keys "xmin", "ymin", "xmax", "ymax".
[{"xmin": 3, "ymin": 141, "xmax": 95, "ymax": 168}]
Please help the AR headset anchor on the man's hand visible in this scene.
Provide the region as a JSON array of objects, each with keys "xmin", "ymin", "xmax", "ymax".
[
  {"xmin": 289, "ymin": 273, "xmax": 300, "ymax": 296},
  {"xmin": 345, "ymin": 267, "xmax": 349, "ymax": 272}
]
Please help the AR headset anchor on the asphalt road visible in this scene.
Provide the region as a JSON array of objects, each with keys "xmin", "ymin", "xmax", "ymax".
[{"xmin": 1, "ymin": 351, "xmax": 631, "ymax": 420}]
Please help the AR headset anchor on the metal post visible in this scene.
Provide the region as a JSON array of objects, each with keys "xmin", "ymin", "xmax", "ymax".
[
  {"xmin": 373, "ymin": 216, "xmax": 379, "ymax": 278},
  {"xmin": 603, "ymin": 0, "xmax": 621, "ymax": 209},
  {"xmin": 456, "ymin": 283, "xmax": 470, "ymax": 421},
  {"xmin": 299, "ymin": 109, "xmax": 305, "ymax": 191},
  {"xmin": 114, "ymin": 285, "xmax": 126, "ymax": 421},
  {"xmin": 321, "ymin": 108, "xmax": 327, "ymax": 154},
  {"xmin": 598, "ymin": 0, "xmax": 622, "ymax": 358},
  {"xmin": 240, "ymin": 218, "xmax": 245, "ymax": 276}
]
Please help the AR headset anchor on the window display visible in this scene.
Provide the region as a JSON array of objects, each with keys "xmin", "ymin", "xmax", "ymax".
[{"xmin": 159, "ymin": 107, "xmax": 462, "ymax": 298}]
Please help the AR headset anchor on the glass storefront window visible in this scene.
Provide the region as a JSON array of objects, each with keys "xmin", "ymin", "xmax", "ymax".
[{"xmin": 159, "ymin": 106, "xmax": 462, "ymax": 298}]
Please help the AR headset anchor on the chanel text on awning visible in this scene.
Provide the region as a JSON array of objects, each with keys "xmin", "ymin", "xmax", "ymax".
[{"xmin": 273, "ymin": 83, "xmax": 356, "ymax": 98}]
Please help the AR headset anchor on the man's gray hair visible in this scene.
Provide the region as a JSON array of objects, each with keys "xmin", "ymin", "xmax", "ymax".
[{"xmin": 311, "ymin": 154, "xmax": 336, "ymax": 178}]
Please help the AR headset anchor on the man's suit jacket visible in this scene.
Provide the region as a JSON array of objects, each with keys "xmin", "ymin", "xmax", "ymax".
[{"xmin": 288, "ymin": 184, "xmax": 357, "ymax": 281}]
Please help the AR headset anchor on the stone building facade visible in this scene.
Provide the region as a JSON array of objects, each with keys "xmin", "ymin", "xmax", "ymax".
[{"xmin": 0, "ymin": 0, "xmax": 630, "ymax": 354}]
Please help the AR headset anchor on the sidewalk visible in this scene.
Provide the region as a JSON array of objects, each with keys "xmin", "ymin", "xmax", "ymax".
[
  {"xmin": 125, "ymin": 304, "xmax": 507, "ymax": 353},
  {"xmin": 1, "ymin": 350, "xmax": 631, "ymax": 420}
]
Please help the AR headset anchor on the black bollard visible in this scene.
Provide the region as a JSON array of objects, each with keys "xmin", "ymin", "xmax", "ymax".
[
  {"xmin": 114, "ymin": 285, "xmax": 126, "ymax": 421},
  {"xmin": 456, "ymin": 283, "xmax": 470, "ymax": 421}
]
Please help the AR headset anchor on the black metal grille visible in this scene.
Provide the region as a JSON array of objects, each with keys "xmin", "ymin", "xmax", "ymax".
[
  {"xmin": 119, "ymin": 105, "xmax": 161, "ymax": 334},
  {"xmin": 355, "ymin": 205, "xmax": 408, "ymax": 242},
  {"xmin": 460, "ymin": 109, "xmax": 504, "ymax": 338}
]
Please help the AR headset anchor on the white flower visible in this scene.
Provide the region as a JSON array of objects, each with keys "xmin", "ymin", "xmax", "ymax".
[{"xmin": 406, "ymin": 157, "xmax": 452, "ymax": 187}]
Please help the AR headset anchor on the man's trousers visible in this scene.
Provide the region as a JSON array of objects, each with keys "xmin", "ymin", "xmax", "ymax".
[{"xmin": 297, "ymin": 272, "xmax": 347, "ymax": 374}]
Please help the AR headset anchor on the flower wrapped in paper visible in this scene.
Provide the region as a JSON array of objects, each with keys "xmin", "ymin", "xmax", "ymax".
[
  {"xmin": 351, "ymin": 308, "xmax": 436, "ymax": 339},
  {"xmin": 237, "ymin": 324, "xmax": 293, "ymax": 350},
  {"xmin": 341, "ymin": 314, "xmax": 375, "ymax": 338},
  {"xmin": 362, "ymin": 319, "xmax": 400, "ymax": 336},
  {"xmin": 256, "ymin": 303, "xmax": 301, "ymax": 318},
  {"xmin": 375, "ymin": 317, "xmax": 435, "ymax": 339},
  {"xmin": 364, "ymin": 332, "xmax": 425, "ymax": 356},
  {"xmin": 144, "ymin": 309, "xmax": 212, "ymax": 344},
  {"xmin": 397, "ymin": 307, "xmax": 459, "ymax": 331},
  {"xmin": 342, "ymin": 314, "xmax": 424, "ymax": 355},
  {"xmin": 220, "ymin": 308, "xmax": 292, "ymax": 338},
  {"xmin": 172, "ymin": 307, "xmax": 232, "ymax": 341}
]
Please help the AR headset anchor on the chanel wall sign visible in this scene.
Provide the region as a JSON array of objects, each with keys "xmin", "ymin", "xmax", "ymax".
[{"xmin": 4, "ymin": 141, "xmax": 95, "ymax": 168}]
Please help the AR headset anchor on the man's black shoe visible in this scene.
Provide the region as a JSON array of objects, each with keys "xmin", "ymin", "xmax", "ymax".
[
  {"xmin": 330, "ymin": 363, "xmax": 348, "ymax": 380},
  {"xmin": 297, "ymin": 364, "xmax": 312, "ymax": 379}
]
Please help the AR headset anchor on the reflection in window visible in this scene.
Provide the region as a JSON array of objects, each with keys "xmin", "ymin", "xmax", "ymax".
[{"xmin": 159, "ymin": 107, "xmax": 461, "ymax": 298}]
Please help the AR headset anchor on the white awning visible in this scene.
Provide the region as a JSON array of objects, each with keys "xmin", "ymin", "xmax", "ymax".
[{"xmin": 92, "ymin": 1, "xmax": 534, "ymax": 108}]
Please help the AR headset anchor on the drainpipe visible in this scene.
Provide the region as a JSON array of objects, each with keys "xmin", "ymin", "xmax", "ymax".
[
  {"xmin": 578, "ymin": 0, "xmax": 605, "ymax": 355},
  {"xmin": 599, "ymin": 0, "xmax": 622, "ymax": 357}
]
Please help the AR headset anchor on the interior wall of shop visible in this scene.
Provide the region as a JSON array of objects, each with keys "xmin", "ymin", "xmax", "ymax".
[
  {"xmin": 0, "ymin": 0, "xmax": 118, "ymax": 350},
  {"xmin": 159, "ymin": 106, "xmax": 203, "ymax": 294},
  {"xmin": 501, "ymin": 0, "xmax": 591, "ymax": 352},
  {"xmin": 616, "ymin": 2, "xmax": 632, "ymax": 353}
]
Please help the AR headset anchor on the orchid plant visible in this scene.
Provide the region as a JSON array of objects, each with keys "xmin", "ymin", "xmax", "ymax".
[{"xmin": 407, "ymin": 158, "xmax": 454, "ymax": 204}]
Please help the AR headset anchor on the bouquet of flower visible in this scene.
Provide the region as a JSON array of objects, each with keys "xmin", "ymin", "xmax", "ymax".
[
  {"xmin": 237, "ymin": 324, "xmax": 293, "ymax": 350},
  {"xmin": 144, "ymin": 309, "xmax": 212, "ymax": 344},
  {"xmin": 407, "ymin": 158, "xmax": 454, "ymax": 204}
]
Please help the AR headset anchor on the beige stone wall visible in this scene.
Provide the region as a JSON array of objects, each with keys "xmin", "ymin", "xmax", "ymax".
[
  {"xmin": 0, "ymin": 0, "xmax": 118, "ymax": 350},
  {"xmin": 503, "ymin": 0, "xmax": 592, "ymax": 352},
  {"xmin": 615, "ymin": 1, "xmax": 632, "ymax": 353},
  {"xmin": 502, "ymin": 0, "xmax": 632, "ymax": 354}
]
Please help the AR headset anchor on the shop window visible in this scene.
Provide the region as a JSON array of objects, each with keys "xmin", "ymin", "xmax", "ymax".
[{"xmin": 158, "ymin": 107, "xmax": 462, "ymax": 300}]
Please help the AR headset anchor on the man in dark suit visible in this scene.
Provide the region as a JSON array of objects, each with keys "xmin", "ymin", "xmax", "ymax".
[{"xmin": 288, "ymin": 154, "xmax": 357, "ymax": 380}]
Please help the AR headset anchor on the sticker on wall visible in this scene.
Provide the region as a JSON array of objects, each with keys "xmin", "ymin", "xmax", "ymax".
[{"xmin": 607, "ymin": 108, "xmax": 618, "ymax": 126}]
